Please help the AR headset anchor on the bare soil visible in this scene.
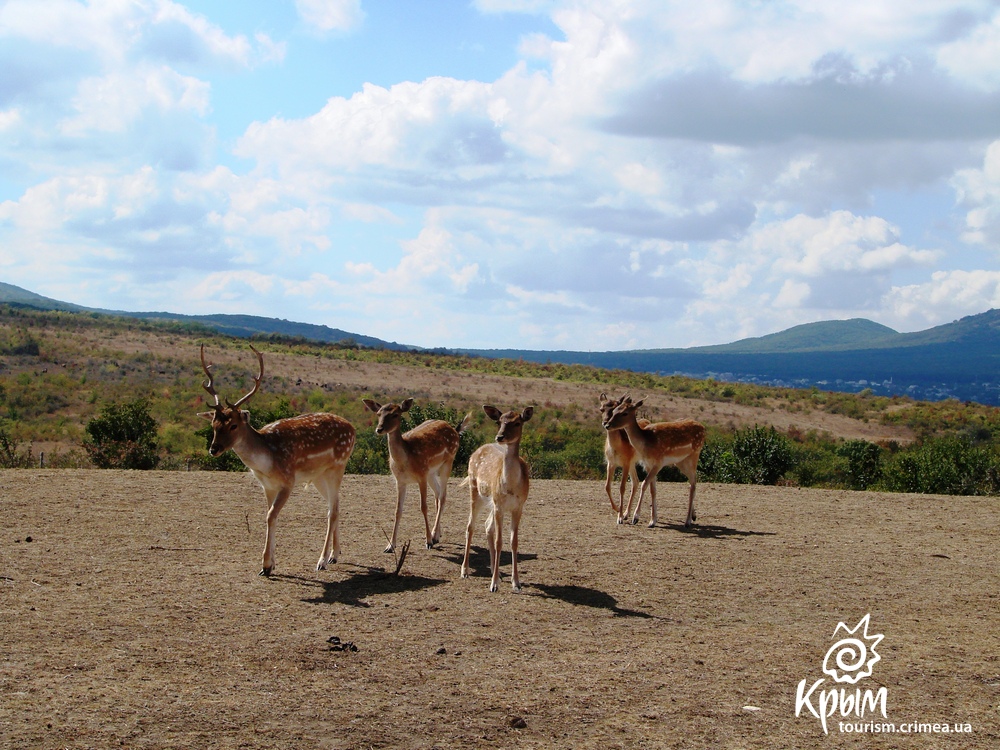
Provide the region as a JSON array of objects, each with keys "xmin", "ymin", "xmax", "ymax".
[{"xmin": 2, "ymin": 469, "xmax": 997, "ymax": 749}]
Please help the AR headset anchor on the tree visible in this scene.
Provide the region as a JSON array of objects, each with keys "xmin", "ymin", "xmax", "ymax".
[{"xmin": 84, "ymin": 399, "xmax": 160, "ymax": 469}]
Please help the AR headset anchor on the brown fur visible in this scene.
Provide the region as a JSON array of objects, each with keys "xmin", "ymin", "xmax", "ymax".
[
  {"xmin": 603, "ymin": 397, "xmax": 705, "ymax": 528},
  {"xmin": 362, "ymin": 398, "xmax": 471, "ymax": 552},
  {"xmin": 200, "ymin": 346, "xmax": 356, "ymax": 575}
]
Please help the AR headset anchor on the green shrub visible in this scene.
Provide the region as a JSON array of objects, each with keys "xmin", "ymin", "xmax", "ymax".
[
  {"xmin": 878, "ymin": 436, "xmax": 1000, "ymax": 495},
  {"xmin": 0, "ymin": 427, "xmax": 34, "ymax": 468},
  {"xmin": 701, "ymin": 425, "xmax": 794, "ymax": 485},
  {"xmin": 838, "ymin": 440, "xmax": 883, "ymax": 490},
  {"xmin": 84, "ymin": 399, "xmax": 160, "ymax": 469}
]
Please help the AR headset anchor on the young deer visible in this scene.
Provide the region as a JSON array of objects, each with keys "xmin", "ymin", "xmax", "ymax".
[
  {"xmin": 602, "ymin": 397, "xmax": 705, "ymax": 528},
  {"xmin": 361, "ymin": 397, "xmax": 471, "ymax": 553},
  {"xmin": 199, "ymin": 345, "xmax": 356, "ymax": 576},
  {"xmin": 599, "ymin": 392, "xmax": 648, "ymax": 524},
  {"xmin": 461, "ymin": 405, "xmax": 533, "ymax": 592}
]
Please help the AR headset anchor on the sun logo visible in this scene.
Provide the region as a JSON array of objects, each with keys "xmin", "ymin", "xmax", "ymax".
[{"xmin": 822, "ymin": 614, "xmax": 884, "ymax": 685}]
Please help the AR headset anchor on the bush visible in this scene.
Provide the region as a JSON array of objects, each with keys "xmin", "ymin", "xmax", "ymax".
[
  {"xmin": 84, "ymin": 399, "xmax": 160, "ymax": 469},
  {"xmin": 838, "ymin": 440, "xmax": 883, "ymax": 490},
  {"xmin": 878, "ymin": 436, "xmax": 1000, "ymax": 495},
  {"xmin": 0, "ymin": 427, "xmax": 34, "ymax": 468},
  {"xmin": 701, "ymin": 425, "xmax": 794, "ymax": 485}
]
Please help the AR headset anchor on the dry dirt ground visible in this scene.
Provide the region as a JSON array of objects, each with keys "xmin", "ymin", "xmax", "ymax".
[{"xmin": 2, "ymin": 469, "xmax": 997, "ymax": 749}]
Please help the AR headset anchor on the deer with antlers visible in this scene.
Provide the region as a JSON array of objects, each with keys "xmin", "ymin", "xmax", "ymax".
[
  {"xmin": 361, "ymin": 397, "xmax": 472, "ymax": 553},
  {"xmin": 460, "ymin": 405, "xmax": 533, "ymax": 592},
  {"xmin": 602, "ymin": 397, "xmax": 705, "ymax": 528},
  {"xmin": 199, "ymin": 345, "xmax": 356, "ymax": 576},
  {"xmin": 599, "ymin": 392, "xmax": 649, "ymax": 524}
]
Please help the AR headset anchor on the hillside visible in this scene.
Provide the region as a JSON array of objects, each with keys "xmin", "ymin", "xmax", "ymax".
[
  {"xmin": 4, "ymin": 280, "xmax": 1000, "ymax": 404},
  {"xmin": 461, "ymin": 310, "xmax": 1000, "ymax": 404},
  {"xmin": 0, "ymin": 282, "xmax": 410, "ymax": 351}
]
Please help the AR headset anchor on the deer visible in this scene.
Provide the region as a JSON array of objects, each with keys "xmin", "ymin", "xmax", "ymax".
[
  {"xmin": 361, "ymin": 397, "xmax": 472, "ymax": 553},
  {"xmin": 198, "ymin": 344, "xmax": 356, "ymax": 576},
  {"xmin": 601, "ymin": 397, "xmax": 705, "ymax": 528},
  {"xmin": 599, "ymin": 392, "xmax": 649, "ymax": 524},
  {"xmin": 460, "ymin": 405, "xmax": 533, "ymax": 592}
]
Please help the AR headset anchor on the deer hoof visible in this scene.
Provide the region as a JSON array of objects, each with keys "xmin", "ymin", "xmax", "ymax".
[
  {"xmin": 383, "ymin": 544, "xmax": 394, "ymax": 554},
  {"xmin": 489, "ymin": 582, "xmax": 499, "ymax": 593},
  {"xmin": 512, "ymin": 583, "xmax": 522, "ymax": 593},
  {"xmin": 647, "ymin": 520, "xmax": 656, "ymax": 528},
  {"xmin": 425, "ymin": 541, "xmax": 434, "ymax": 550},
  {"xmin": 259, "ymin": 567, "xmax": 273, "ymax": 577}
]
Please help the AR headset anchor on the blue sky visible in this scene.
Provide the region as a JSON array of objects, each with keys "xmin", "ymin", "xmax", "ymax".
[{"xmin": 2, "ymin": 1, "xmax": 1000, "ymax": 350}]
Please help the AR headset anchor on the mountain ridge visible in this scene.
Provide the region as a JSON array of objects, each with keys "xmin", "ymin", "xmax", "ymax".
[{"xmin": 4, "ymin": 280, "xmax": 1000, "ymax": 403}]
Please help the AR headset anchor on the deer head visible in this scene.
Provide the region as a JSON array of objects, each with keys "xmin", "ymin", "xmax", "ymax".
[
  {"xmin": 362, "ymin": 397, "xmax": 414, "ymax": 436},
  {"xmin": 198, "ymin": 344, "xmax": 265, "ymax": 456},
  {"xmin": 483, "ymin": 405, "xmax": 533, "ymax": 445},
  {"xmin": 602, "ymin": 396, "xmax": 641, "ymax": 431}
]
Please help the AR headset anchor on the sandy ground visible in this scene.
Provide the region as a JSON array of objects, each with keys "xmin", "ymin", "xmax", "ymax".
[{"xmin": 1, "ymin": 469, "xmax": 997, "ymax": 749}]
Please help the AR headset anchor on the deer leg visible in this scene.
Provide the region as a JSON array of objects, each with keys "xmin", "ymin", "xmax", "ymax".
[
  {"xmin": 604, "ymin": 464, "xmax": 619, "ymax": 513},
  {"xmin": 489, "ymin": 507, "xmax": 503, "ymax": 593},
  {"xmin": 417, "ymin": 477, "xmax": 434, "ymax": 549},
  {"xmin": 647, "ymin": 476, "xmax": 658, "ymax": 528},
  {"xmin": 261, "ymin": 486, "xmax": 291, "ymax": 577},
  {"xmin": 620, "ymin": 464, "xmax": 639, "ymax": 524},
  {"xmin": 386, "ymin": 478, "xmax": 407, "ymax": 553},
  {"xmin": 429, "ymin": 466, "xmax": 449, "ymax": 546},
  {"xmin": 630, "ymin": 476, "xmax": 649, "ymax": 525},
  {"xmin": 315, "ymin": 473, "xmax": 342, "ymax": 570},
  {"xmin": 680, "ymin": 456, "xmax": 698, "ymax": 527},
  {"xmin": 460, "ymin": 481, "xmax": 481, "ymax": 579},
  {"xmin": 617, "ymin": 466, "xmax": 628, "ymax": 517},
  {"xmin": 510, "ymin": 507, "xmax": 522, "ymax": 593}
]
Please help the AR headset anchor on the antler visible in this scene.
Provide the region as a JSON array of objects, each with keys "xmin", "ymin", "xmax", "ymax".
[
  {"xmin": 200, "ymin": 344, "xmax": 220, "ymax": 407},
  {"xmin": 229, "ymin": 344, "xmax": 264, "ymax": 409}
]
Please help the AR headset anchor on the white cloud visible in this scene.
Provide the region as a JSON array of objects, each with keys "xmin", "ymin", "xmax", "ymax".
[
  {"xmin": 294, "ymin": 0, "xmax": 364, "ymax": 32},
  {"xmin": 937, "ymin": 11, "xmax": 1000, "ymax": 91},
  {"xmin": 884, "ymin": 270, "xmax": 1000, "ymax": 326},
  {"xmin": 952, "ymin": 140, "xmax": 1000, "ymax": 245}
]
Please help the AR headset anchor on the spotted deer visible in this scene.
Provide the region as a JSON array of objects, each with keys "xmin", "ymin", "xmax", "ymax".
[
  {"xmin": 361, "ymin": 398, "xmax": 472, "ymax": 552},
  {"xmin": 199, "ymin": 345, "xmax": 356, "ymax": 576},
  {"xmin": 602, "ymin": 397, "xmax": 705, "ymax": 528},
  {"xmin": 461, "ymin": 405, "xmax": 532, "ymax": 592},
  {"xmin": 599, "ymin": 392, "xmax": 649, "ymax": 524}
]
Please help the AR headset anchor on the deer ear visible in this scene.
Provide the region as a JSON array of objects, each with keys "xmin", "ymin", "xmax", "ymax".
[
  {"xmin": 362, "ymin": 398, "xmax": 380, "ymax": 413},
  {"xmin": 483, "ymin": 405, "xmax": 503, "ymax": 422},
  {"xmin": 521, "ymin": 406, "xmax": 534, "ymax": 422},
  {"xmin": 197, "ymin": 411, "xmax": 215, "ymax": 421},
  {"xmin": 632, "ymin": 399, "xmax": 644, "ymax": 409},
  {"xmin": 400, "ymin": 397, "xmax": 414, "ymax": 412},
  {"xmin": 241, "ymin": 410, "xmax": 251, "ymax": 423}
]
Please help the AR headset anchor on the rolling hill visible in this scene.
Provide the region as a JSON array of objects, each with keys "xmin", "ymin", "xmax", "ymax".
[
  {"xmin": 0, "ymin": 282, "xmax": 411, "ymax": 351},
  {"xmin": 4, "ymin": 280, "xmax": 999, "ymax": 404}
]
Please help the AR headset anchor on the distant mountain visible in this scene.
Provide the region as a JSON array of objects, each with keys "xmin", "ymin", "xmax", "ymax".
[
  {"xmin": 5, "ymin": 280, "xmax": 1000, "ymax": 404},
  {"xmin": 677, "ymin": 318, "xmax": 901, "ymax": 353},
  {"xmin": 459, "ymin": 311, "xmax": 1000, "ymax": 404},
  {"xmin": 0, "ymin": 281, "xmax": 412, "ymax": 351}
]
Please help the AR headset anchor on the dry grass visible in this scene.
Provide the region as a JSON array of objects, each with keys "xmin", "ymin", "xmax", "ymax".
[{"xmin": 2, "ymin": 469, "xmax": 997, "ymax": 748}]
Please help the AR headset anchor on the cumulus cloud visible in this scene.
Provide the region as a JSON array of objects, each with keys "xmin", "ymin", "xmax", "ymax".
[
  {"xmin": 952, "ymin": 140, "xmax": 1000, "ymax": 245},
  {"xmin": 294, "ymin": 0, "xmax": 364, "ymax": 32},
  {"xmin": 3, "ymin": 0, "xmax": 1000, "ymax": 349}
]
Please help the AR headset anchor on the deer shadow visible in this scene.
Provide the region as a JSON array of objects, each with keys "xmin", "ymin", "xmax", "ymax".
[
  {"xmin": 530, "ymin": 582, "xmax": 654, "ymax": 619},
  {"xmin": 440, "ymin": 545, "xmax": 539, "ymax": 578},
  {"xmin": 659, "ymin": 522, "xmax": 777, "ymax": 540},
  {"xmin": 276, "ymin": 566, "xmax": 448, "ymax": 608}
]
